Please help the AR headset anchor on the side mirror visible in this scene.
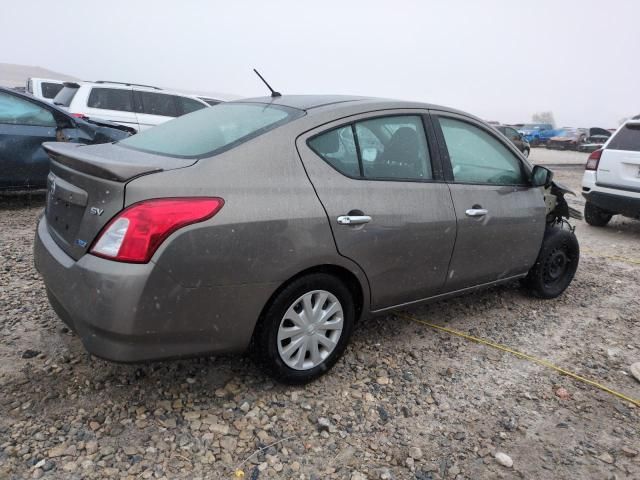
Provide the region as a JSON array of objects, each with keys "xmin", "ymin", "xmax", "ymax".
[{"xmin": 531, "ymin": 165, "xmax": 553, "ymax": 187}]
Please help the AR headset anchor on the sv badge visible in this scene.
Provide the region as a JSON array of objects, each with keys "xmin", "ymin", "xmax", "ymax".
[{"xmin": 90, "ymin": 207, "xmax": 104, "ymax": 216}]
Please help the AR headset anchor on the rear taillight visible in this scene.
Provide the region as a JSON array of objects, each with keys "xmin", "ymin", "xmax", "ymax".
[
  {"xmin": 71, "ymin": 113, "xmax": 88, "ymax": 119},
  {"xmin": 90, "ymin": 198, "xmax": 224, "ymax": 263},
  {"xmin": 585, "ymin": 149, "xmax": 602, "ymax": 170}
]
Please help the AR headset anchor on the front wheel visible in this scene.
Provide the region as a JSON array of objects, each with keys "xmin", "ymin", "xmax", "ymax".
[
  {"xmin": 523, "ymin": 227, "xmax": 579, "ymax": 299},
  {"xmin": 252, "ymin": 273, "xmax": 355, "ymax": 384},
  {"xmin": 584, "ymin": 201, "xmax": 612, "ymax": 227}
]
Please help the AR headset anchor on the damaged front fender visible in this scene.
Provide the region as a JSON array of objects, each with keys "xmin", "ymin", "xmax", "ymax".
[{"xmin": 544, "ymin": 180, "xmax": 582, "ymax": 224}]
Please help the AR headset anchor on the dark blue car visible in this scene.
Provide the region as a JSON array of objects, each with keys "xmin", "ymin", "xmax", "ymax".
[
  {"xmin": 0, "ymin": 87, "xmax": 133, "ymax": 190},
  {"xmin": 518, "ymin": 123, "xmax": 560, "ymax": 146}
]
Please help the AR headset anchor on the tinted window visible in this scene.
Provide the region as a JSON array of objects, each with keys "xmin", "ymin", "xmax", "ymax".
[
  {"xmin": 41, "ymin": 82, "xmax": 63, "ymax": 99},
  {"xmin": 357, "ymin": 116, "xmax": 432, "ymax": 180},
  {"xmin": 439, "ymin": 117, "xmax": 526, "ymax": 185},
  {"xmin": 53, "ymin": 86, "xmax": 79, "ymax": 107},
  {"xmin": 120, "ymin": 103, "xmax": 303, "ymax": 157},
  {"xmin": 0, "ymin": 92, "xmax": 56, "ymax": 127},
  {"xmin": 87, "ymin": 88, "xmax": 134, "ymax": 112},
  {"xmin": 139, "ymin": 92, "xmax": 178, "ymax": 117},
  {"xmin": 177, "ymin": 96, "xmax": 207, "ymax": 115},
  {"xmin": 607, "ymin": 124, "xmax": 640, "ymax": 152},
  {"xmin": 308, "ymin": 126, "xmax": 360, "ymax": 177}
]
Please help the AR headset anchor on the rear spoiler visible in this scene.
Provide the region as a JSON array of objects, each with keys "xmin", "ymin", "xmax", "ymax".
[{"xmin": 43, "ymin": 143, "xmax": 162, "ymax": 182}]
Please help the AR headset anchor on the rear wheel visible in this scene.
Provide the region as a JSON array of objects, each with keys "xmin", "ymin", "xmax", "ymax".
[
  {"xmin": 523, "ymin": 227, "xmax": 579, "ymax": 299},
  {"xmin": 252, "ymin": 273, "xmax": 355, "ymax": 384},
  {"xmin": 584, "ymin": 201, "xmax": 612, "ymax": 227}
]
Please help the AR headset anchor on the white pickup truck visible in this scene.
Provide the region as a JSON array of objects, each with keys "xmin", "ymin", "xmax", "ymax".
[{"xmin": 582, "ymin": 117, "xmax": 640, "ymax": 226}]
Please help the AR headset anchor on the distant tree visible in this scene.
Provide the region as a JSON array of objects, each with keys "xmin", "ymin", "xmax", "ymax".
[{"xmin": 532, "ymin": 111, "xmax": 555, "ymax": 127}]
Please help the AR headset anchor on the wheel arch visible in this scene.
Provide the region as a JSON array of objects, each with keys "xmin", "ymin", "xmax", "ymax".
[{"xmin": 251, "ymin": 263, "xmax": 369, "ymax": 341}]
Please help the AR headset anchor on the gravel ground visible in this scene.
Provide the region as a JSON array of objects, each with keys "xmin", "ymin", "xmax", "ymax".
[{"xmin": 1, "ymin": 152, "xmax": 639, "ymax": 480}]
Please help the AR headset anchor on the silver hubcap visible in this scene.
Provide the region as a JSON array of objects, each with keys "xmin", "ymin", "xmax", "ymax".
[{"xmin": 277, "ymin": 290, "xmax": 344, "ymax": 371}]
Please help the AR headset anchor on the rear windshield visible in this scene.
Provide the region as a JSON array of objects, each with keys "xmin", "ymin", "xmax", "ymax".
[
  {"xmin": 53, "ymin": 86, "xmax": 79, "ymax": 107},
  {"xmin": 41, "ymin": 82, "xmax": 63, "ymax": 99},
  {"xmin": 119, "ymin": 102, "xmax": 304, "ymax": 158},
  {"xmin": 607, "ymin": 124, "xmax": 640, "ymax": 151}
]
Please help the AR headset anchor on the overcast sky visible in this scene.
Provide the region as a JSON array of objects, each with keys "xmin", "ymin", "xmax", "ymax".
[{"xmin": 1, "ymin": 0, "xmax": 638, "ymax": 126}]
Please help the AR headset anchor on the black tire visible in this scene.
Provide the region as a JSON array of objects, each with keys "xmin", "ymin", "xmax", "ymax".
[
  {"xmin": 251, "ymin": 273, "xmax": 355, "ymax": 384},
  {"xmin": 523, "ymin": 227, "xmax": 579, "ymax": 299},
  {"xmin": 584, "ymin": 201, "xmax": 612, "ymax": 227}
]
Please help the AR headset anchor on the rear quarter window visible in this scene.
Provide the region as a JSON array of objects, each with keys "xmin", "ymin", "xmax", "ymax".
[
  {"xmin": 607, "ymin": 124, "xmax": 640, "ymax": 151},
  {"xmin": 139, "ymin": 91, "xmax": 178, "ymax": 117}
]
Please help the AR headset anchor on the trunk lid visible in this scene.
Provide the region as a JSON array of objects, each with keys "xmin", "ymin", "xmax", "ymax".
[{"xmin": 43, "ymin": 142, "xmax": 196, "ymax": 260}]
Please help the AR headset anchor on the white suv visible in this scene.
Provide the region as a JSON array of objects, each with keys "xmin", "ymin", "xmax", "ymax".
[
  {"xmin": 582, "ymin": 117, "xmax": 640, "ymax": 226},
  {"xmin": 52, "ymin": 81, "xmax": 214, "ymax": 132}
]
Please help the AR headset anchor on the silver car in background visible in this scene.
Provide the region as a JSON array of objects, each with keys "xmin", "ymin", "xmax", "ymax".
[{"xmin": 34, "ymin": 95, "xmax": 579, "ymax": 383}]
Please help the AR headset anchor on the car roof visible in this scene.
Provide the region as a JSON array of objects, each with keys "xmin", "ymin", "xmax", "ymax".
[
  {"xmin": 0, "ymin": 86, "xmax": 71, "ymax": 118},
  {"xmin": 232, "ymin": 94, "xmax": 463, "ymax": 115},
  {"xmin": 70, "ymin": 81, "xmax": 209, "ymax": 103}
]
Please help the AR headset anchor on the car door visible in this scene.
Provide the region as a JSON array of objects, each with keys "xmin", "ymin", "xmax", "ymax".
[
  {"xmin": 297, "ymin": 111, "xmax": 457, "ymax": 310},
  {"xmin": 432, "ymin": 112, "xmax": 546, "ymax": 292},
  {"xmin": 135, "ymin": 91, "xmax": 179, "ymax": 131},
  {"xmin": 0, "ymin": 91, "xmax": 58, "ymax": 189}
]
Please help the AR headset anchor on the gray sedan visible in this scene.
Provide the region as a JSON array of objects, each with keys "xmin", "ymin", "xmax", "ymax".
[{"xmin": 34, "ymin": 95, "xmax": 579, "ymax": 383}]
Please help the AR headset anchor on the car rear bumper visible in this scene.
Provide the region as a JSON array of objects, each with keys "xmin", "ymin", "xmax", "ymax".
[
  {"xmin": 34, "ymin": 216, "xmax": 277, "ymax": 362},
  {"xmin": 582, "ymin": 190, "xmax": 640, "ymax": 218}
]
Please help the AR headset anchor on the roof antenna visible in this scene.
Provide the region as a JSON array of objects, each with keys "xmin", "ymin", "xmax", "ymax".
[{"xmin": 253, "ymin": 68, "xmax": 281, "ymax": 98}]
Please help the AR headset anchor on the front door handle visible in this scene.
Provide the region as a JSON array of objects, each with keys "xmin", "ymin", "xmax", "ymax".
[
  {"xmin": 337, "ymin": 215, "xmax": 372, "ymax": 225},
  {"xmin": 465, "ymin": 208, "xmax": 488, "ymax": 217}
]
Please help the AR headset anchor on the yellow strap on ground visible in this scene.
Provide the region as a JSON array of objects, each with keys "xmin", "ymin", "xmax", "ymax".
[
  {"xmin": 396, "ymin": 312, "xmax": 640, "ymax": 408},
  {"xmin": 581, "ymin": 247, "xmax": 640, "ymax": 265}
]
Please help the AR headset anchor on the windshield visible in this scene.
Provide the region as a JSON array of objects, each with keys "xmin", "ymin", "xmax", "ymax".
[{"xmin": 119, "ymin": 102, "xmax": 304, "ymax": 157}]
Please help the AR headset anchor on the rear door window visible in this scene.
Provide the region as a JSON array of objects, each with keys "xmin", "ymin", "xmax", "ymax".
[
  {"xmin": 607, "ymin": 124, "xmax": 640, "ymax": 151},
  {"xmin": 139, "ymin": 92, "xmax": 178, "ymax": 117},
  {"xmin": 357, "ymin": 116, "xmax": 431, "ymax": 180},
  {"xmin": 0, "ymin": 92, "xmax": 56, "ymax": 127},
  {"xmin": 41, "ymin": 82, "xmax": 63, "ymax": 99},
  {"xmin": 438, "ymin": 117, "xmax": 526, "ymax": 185},
  {"xmin": 308, "ymin": 115, "xmax": 432, "ymax": 181},
  {"xmin": 87, "ymin": 88, "xmax": 134, "ymax": 112}
]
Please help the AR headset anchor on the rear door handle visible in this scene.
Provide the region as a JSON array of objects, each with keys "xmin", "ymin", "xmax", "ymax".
[
  {"xmin": 465, "ymin": 208, "xmax": 488, "ymax": 217},
  {"xmin": 337, "ymin": 215, "xmax": 372, "ymax": 225}
]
